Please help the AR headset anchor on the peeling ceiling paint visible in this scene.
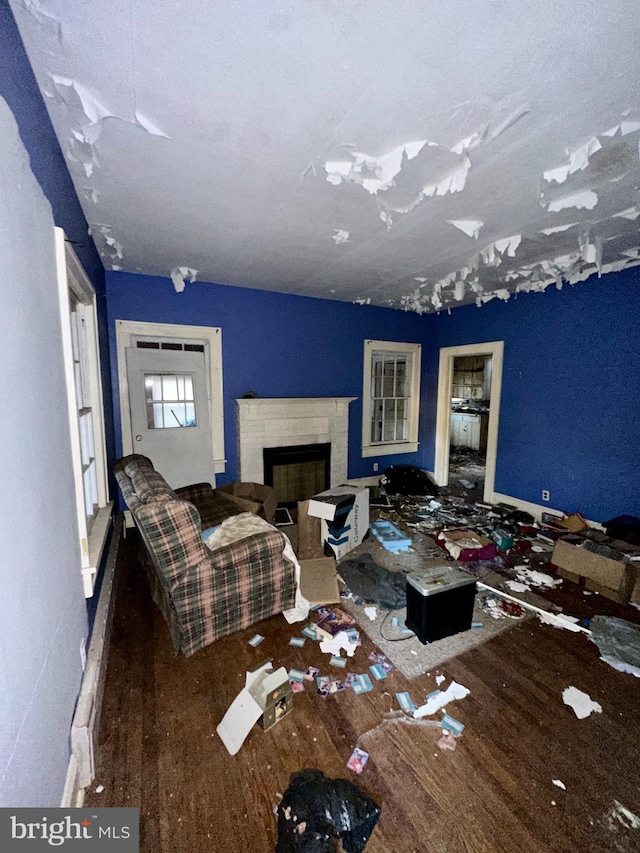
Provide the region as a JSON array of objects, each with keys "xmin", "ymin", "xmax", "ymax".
[{"xmin": 9, "ymin": 0, "xmax": 640, "ymax": 313}]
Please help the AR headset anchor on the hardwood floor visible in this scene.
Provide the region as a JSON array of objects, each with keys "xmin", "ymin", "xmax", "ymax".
[{"xmin": 85, "ymin": 533, "xmax": 640, "ymax": 852}]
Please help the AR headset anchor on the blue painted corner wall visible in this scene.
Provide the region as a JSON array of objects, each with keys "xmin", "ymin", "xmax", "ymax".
[
  {"xmin": 108, "ymin": 266, "xmax": 639, "ymax": 524},
  {"xmin": 423, "ymin": 269, "xmax": 640, "ymax": 522}
]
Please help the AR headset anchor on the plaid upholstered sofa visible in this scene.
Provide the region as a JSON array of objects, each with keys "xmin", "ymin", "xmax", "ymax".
[{"xmin": 114, "ymin": 454, "xmax": 298, "ymax": 656}]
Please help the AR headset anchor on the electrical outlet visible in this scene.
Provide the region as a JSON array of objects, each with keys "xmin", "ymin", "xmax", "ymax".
[
  {"xmin": 542, "ymin": 490, "xmax": 550, "ymax": 502},
  {"xmin": 373, "ymin": 463, "xmax": 379, "ymax": 472},
  {"xmin": 80, "ymin": 638, "xmax": 87, "ymax": 671}
]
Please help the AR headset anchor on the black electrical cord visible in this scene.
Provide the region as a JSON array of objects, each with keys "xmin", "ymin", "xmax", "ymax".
[{"xmin": 378, "ymin": 606, "xmax": 416, "ymax": 642}]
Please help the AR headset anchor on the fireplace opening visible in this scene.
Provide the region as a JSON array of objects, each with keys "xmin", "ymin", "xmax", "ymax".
[{"xmin": 263, "ymin": 443, "xmax": 331, "ymax": 506}]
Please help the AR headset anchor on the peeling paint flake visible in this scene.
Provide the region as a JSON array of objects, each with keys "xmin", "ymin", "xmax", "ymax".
[
  {"xmin": 546, "ymin": 190, "xmax": 598, "ymax": 212},
  {"xmin": 170, "ymin": 266, "xmax": 198, "ymax": 293},
  {"xmin": 447, "ymin": 219, "xmax": 483, "ymax": 239},
  {"xmin": 543, "ymin": 137, "xmax": 602, "ymax": 184},
  {"xmin": 330, "ymin": 229, "xmax": 350, "ymax": 244},
  {"xmin": 540, "ymin": 223, "xmax": 578, "ymax": 235},
  {"xmin": 614, "ymin": 207, "xmax": 640, "ymax": 220},
  {"xmin": 325, "ymin": 140, "xmax": 427, "ymax": 195}
]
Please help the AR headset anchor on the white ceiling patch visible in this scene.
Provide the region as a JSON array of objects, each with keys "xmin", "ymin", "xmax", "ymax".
[
  {"xmin": 170, "ymin": 266, "xmax": 198, "ymax": 293},
  {"xmin": 447, "ymin": 219, "xmax": 484, "ymax": 239},
  {"xmin": 330, "ymin": 229, "xmax": 350, "ymax": 244}
]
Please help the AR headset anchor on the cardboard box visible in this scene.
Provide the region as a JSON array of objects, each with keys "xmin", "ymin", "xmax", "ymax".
[
  {"xmin": 216, "ymin": 660, "xmax": 292, "ymax": 754},
  {"xmin": 437, "ymin": 530, "xmax": 497, "ymax": 562},
  {"xmin": 299, "ymin": 557, "xmax": 340, "ymax": 607},
  {"xmin": 217, "ymin": 482, "xmax": 277, "ymax": 524},
  {"xmin": 551, "ymin": 538, "xmax": 637, "ymax": 603},
  {"xmin": 307, "ymin": 485, "xmax": 369, "ymax": 560}
]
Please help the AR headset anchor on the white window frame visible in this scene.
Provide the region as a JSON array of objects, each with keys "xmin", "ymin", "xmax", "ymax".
[
  {"xmin": 54, "ymin": 228, "xmax": 112, "ymax": 597},
  {"xmin": 115, "ymin": 320, "xmax": 225, "ymax": 475},
  {"xmin": 362, "ymin": 339, "xmax": 421, "ymax": 457}
]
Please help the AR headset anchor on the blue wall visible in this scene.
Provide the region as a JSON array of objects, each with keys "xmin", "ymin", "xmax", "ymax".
[
  {"xmin": 422, "ymin": 269, "xmax": 640, "ymax": 522},
  {"xmin": 106, "ymin": 272, "xmax": 431, "ymax": 484},
  {"xmin": 108, "ymin": 267, "xmax": 640, "ymax": 524}
]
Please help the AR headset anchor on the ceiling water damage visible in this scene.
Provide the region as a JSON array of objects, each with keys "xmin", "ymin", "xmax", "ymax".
[{"xmin": 10, "ymin": 0, "xmax": 640, "ymax": 312}]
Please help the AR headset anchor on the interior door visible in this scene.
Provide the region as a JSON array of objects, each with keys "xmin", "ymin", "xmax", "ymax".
[{"xmin": 125, "ymin": 347, "xmax": 216, "ymax": 488}]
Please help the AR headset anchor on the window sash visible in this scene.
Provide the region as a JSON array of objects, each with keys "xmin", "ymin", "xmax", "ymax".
[{"xmin": 362, "ymin": 340, "xmax": 421, "ymax": 457}]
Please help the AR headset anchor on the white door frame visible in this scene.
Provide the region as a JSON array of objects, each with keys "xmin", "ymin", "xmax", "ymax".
[
  {"xmin": 116, "ymin": 320, "xmax": 226, "ymax": 473},
  {"xmin": 433, "ymin": 340, "xmax": 504, "ymax": 503}
]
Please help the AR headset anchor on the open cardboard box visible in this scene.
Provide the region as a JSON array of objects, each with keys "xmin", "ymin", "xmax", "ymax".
[
  {"xmin": 306, "ymin": 485, "xmax": 369, "ymax": 559},
  {"xmin": 217, "ymin": 659, "xmax": 292, "ymax": 755},
  {"xmin": 216, "ymin": 482, "xmax": 277, "ymax": 524},
  {"xmin": 552, "ymin": 538, "xmax": 637, "ymax": 603}
]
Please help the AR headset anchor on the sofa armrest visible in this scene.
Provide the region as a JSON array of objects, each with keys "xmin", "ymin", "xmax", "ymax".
[
  {"xmin": 135, "ymin": 499, "xmax": 206, "ymax": 590},
  {"xmin": 173, "ymin": 530, "xmax": 298, "ymax": 656}
]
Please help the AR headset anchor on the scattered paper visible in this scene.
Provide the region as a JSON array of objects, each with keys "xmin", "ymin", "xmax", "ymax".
[
  {"xmin": 347, "ymin": 747, "xmax": 369, "ymax": 774},
  {"xmin": 413, "ymin": 681, "xmax": 470, "ymax": 719},
  {"xmin": 537, "ymin": 611, "xmax": 582, "ymax": 632},
  {"xmin": 552, "ymin": 779, "xmax": 566, "ymax": 790},
  {"xmin": 364, "ymin": 606, "xmax": 377, "ymax": 621},
  {"xmin": 435, "ymin": 674, "xmax": 445, "ymax": 686},
  {"xmin": 562, "ymin": 686, "xmax": 603, "ymax": 719},
  {"xmin": 248, "ymin": 634, "xmax": 265, "ymax": 647}
]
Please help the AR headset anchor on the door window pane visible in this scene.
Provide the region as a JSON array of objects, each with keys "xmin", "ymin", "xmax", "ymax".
[{"xmin": 144, "ymin": 373, "xmax": 197, "ymax": 429}]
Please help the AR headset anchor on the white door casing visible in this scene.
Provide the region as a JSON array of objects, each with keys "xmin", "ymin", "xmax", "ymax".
[
  {"xmin": 434, "ymin": 341, "xmax": 503, "ymax": 503},
  {"xmin": 116, "ymin": 320, "xmax": 226, "ymax": 483}
]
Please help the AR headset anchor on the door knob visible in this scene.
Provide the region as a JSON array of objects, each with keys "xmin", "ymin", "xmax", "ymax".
[{"xmin": 135, "ymin": 435, "xmax": 142, "ymax": 442}]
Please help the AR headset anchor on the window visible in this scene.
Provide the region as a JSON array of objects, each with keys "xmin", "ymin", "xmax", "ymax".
[
  {"xmin": 55, "ymin": 228, "xmax": 112, "ymax": 597},
  {"xmin": 144, "ymin": 373, "xmax": 197, "ymax": 428},
  {"xmin": 362, "ymin": 340, "xmax": 421, "ymax": 457}
]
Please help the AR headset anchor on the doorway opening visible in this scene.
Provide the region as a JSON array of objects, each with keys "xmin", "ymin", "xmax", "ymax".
[
  {"xmin": 448, "ymin": 354, "xmax": 492, "ymax": 500},
  {"xmin": 433, "ymin": 341, "xmax": 503, "ymax": 504}
]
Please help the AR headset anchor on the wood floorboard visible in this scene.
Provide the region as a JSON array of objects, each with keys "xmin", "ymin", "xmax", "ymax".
[{"xmin": 85, "ymin": 533, "xmax": 640, "ymax": 852}]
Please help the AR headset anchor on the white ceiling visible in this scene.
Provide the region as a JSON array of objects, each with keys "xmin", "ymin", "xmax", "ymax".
[{"xmin": 11, "ymin": 0, "xmax": 640, "ymax": 312}]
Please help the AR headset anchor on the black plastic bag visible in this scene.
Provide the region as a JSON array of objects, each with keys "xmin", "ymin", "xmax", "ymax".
[
  {"xmin": 381, "ymin": 465, "xmax": 438, "ymax": 497},
  {"xmin": 338, "ymin": 553, "xmax": 406, "ymax": 609},
  {"xmin": 275, "ymin": 768, "xmax": 381, "ymax": 853}
]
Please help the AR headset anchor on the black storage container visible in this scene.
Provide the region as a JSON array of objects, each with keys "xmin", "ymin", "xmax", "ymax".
[
  {"xmin": 603, "ymin": 515, "xmax": 640, "ymax": 546},
  {"xmin": 405, "ymin": 565, "xmax": 477, "ymax": 644}
]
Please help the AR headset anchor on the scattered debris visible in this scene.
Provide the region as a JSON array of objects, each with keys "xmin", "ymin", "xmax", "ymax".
[
  {"xmin": 552, "ymin": 779, "xmax": 566, "ymax": 790},
  {"xmin": 363, "ymin": 606, "xmax": 377, "ymax": 621},
  {"xmin": 588, "ymin": 615, "xmax": 640, "ymax": 678},
  {"xmin": 347, "ymin": 747, "xmax": 369, "ymax": 774},
  {"xmin": 606, "ymin": 800, "xmax": 640, "ymax": 831},
  {"xmin": 562, "ymin": 686, "xmax": 603, "ymax": 719},
  {"xmin": 413, "ymin": 680, "xmax": 470, "ymax": 719}
]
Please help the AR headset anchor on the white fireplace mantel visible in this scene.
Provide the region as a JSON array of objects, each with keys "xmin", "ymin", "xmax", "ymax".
[{"xmin": 235, "ymin": 397, "xmax": 356, "ymax": 486}]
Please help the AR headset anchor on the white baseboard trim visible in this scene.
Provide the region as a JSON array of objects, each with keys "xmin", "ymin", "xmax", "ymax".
[
  {"xmin": 493, "ymin": 492, "xmax": 604, "ymax": 530},
  {"xmin": 60, "ymin": 754, "xmax": 85, "ymax": 808},
  {"xmin": 69, "ymin": 513, "xmax": 123, "ymax": 796}
]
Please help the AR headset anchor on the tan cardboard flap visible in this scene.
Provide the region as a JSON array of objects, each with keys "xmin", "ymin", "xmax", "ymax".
[{"xmin": 300, "ymin": 558, "xmax": 340, "ymax": 606}]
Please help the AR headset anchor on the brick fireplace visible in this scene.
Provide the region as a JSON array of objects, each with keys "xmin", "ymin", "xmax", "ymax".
[{"xmin": 235, "ymin": 397, "xmax": 356, "ymax": 487}]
